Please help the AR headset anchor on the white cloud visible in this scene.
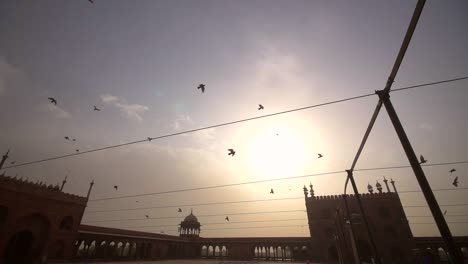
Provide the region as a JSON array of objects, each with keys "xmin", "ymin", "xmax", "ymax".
[
  {"xmin": 171, "ymin": 114, "xmax": 193, "ymax": 130},
  {"xmin": 419, "ymin": 123, "xmax": 433, "ymax": 131},
  {"xmin": 39, "ymin": 103, "xmax": 72, "ymax": 119},
  {"xmin": 100, "ymin": 94, "xmax": 149, "ymax": 122},
  {"xmin": 0, "ymin": 56, "xmax": 21, "ymax": 96}
]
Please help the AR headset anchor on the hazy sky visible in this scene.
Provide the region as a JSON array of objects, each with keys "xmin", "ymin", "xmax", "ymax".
[{"xmin": 1, "ymin": 0, "xmax": 467, "ymax": 238}]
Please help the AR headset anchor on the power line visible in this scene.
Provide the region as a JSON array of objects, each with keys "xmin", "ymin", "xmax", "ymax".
[
  {"xmin": 404, "ymin": 203, "xmax": 468, "ymax": 208},
  {"xmin": 120, "ymin": 218, "xmax": 308, "ymax": 229},
  {"xmin": 89, "ymin": 160, "xmax": 468, "ymax": 202},
  {"xmin": 399, "ymin": 187, "xmax": 468, "ymax": 194},
  {"xmin": 83, "ymin": 209, "xmax": 306, "ymax": 224},
  {"xmin": 407, "ymin": 214, "xmax": 468, "ymax": 218},
  {"xmin": 85, "ymin": 197, "xmax": 304, "ymax": 214},
  {"xmin": 4, "ymin": 76, "xmax": 467, "ymax": 170},
  {"xmin": 410, "ymin": 222, "xmax": 468, "ymax": 225}
]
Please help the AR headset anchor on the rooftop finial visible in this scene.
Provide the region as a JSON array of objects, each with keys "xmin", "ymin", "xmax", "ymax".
[
  {"xmin": 367, "ymin": 182, "xmax": 374, "ymax": 194},
  {"xmin": 376, "ymin": 181, "xmax": 382, "ymax": 193},
  {"xmin": 309, "ymin": 182, "xmax": 315, "ymax": 197},
  {"xmin": 303, "ymin": 185, "xmax": 309, "ymax": 198}
]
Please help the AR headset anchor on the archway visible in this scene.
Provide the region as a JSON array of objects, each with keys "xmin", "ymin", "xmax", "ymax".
[{"xmin": 4, "ymin": 230, "xmax": 35, "ymax": 264}]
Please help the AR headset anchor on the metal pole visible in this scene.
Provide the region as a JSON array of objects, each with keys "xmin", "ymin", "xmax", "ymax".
[
  {"xmin": 0, "ymin": 149, "xmax": 9, "ymax": 170},
  {"xmin": 346, "ymin": 170, "xmax": 381, "ymax": 264},
  {"xmin": 377, "ymin": 90, "xmax": 463, "ymax": 263},
  {"xmin": 343, "ymin": 194, "xmax": 360, "ymax": 264}
]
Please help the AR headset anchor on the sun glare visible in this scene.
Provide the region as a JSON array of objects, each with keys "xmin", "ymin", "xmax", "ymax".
[{"xmin": 247, "ymin": 128, "xmax": 307, "ymax": 179}]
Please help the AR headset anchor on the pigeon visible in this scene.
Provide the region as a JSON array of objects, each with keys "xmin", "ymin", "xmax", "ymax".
[
  {"xmin": 93, "ymin": 105, "xmax": 100, "ymax": 111},
  {"xmin": 443, "ymin": 210, "xmax": 447, "ymax": 215},
  {"xmin": 197, "ymin": 84, "xmax": 205, "ymax": 93},
  {"xmin": 75, "ymin": 149, "xmax": 79, "ymax": 153},
  {"xmin": 10, "ymin": 161, "xmax": 15, "ymax": 165},
  {"xmin": 228, "ymin": 149, "xmax": 235, "ymax": 156},
  {"xmin": 136, "ymin": 201, "xmax": 139, "ymax": 203},
  {"xmin": 258, "ymin": 104, "xmax": 264, "ymax": 110},
  {"xmin": 113, "ymin": 185, "xmax": 118, "ymax": 190},
  {"xmin": 270, "ymin": 188, "xmax": 274, "ymax": 194},
  {"xmin": 147, "ymin": 137, "xmax": 153, "ymax": 142},
  {"xmin": 145, "ymin": 215, "xmax": 149, "ymax": 219},
  {"xmin": 72, "ymin": 139, "xmax": 76, "ymax": 141},
  {"xmin": 452, "ymin": 177, "xmax": 458, "ymax": 187},
  {"xmin": 318, "ymin": 153, "xmax": 323, "ymax": 158},
  {"xmin": 450, "ymin": 169, "xmax": 456, "ymax": 174},
  {"xmin": 88, "ymin": 0, "xmax": 94, "ymax": 3},
  {"xmin": 419, "ymin": 155, "xmax": 427, "ymax": 164},
  {"xmin": 225, "ymin": 216, "xmax": 230, "ymax": 222},
  {"xmin": 178, "ymin": 208, "xmax": 182, "ymax": 212},
  {"xmin": 64, "ymin": 136, "xmax": 70, "ymax": 140},
  {"xmin": 48, "ymin": 97, "xmax": 57, "ymax": 105}
]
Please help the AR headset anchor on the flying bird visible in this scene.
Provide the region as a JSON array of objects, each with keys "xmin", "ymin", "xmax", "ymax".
[
  {"xmin": 452, "ymin": 177, "xmax": 458, "ymax": 187},
  {"xmin": 136, "ymin": 201, "xmax": 139, "ymax": 203},
  {"xmin": 113, "ymin": 185, "xmax": 118, "ymax": 190},
  {"xmin": 10, "ymin": 161, "xmax": 15, "ymax": 165},
  {"xmin": 318, "ymin": 153, "xmax": 323, "ymax": 158},
  {"xmin": 88, "ymin": 0, "xmax": 94, "ymax": 3},
  {"xmin": 258, "ymin": 104, "xmax": 264, "ymax": 110},
  {"xmin": 228, "ymin": 149, "xmax": 235, "ymax": 156},
  {"xmin": 64, "ymin": 136, "xmax": 70, "ymax": 140},
  {"xmin": 147, "ymin": 137, "xmax": 153, "ymax": 142},
  {"xmin": 197, "ymin": 84, "xmax": 205, "ymax": 93},
  {"xmin": 75, "ymin": 149, "xmax": 79, "ymax": 153},
  {"xmin": 145, "ymin": 215, "xmax": 149, "ymax": 219},
  {"xmin": 72, "ymin": 139, "xmax": 76, "ymax": 141},
  {"xmin": 270, "ymin": 188, "xmax": 274, "ymax": 194},
  {"xmin": 48, "ymin": 97, "xmax": 57, "ymax": 105},
  {"xmin": 419, "ymin": 155, "xmax": 427, "ymax": 164},
  {"xmin": 93, "ymin": 105, "xmax": 100, "ymax": 111},
  {"xmin": 160, "ymin": 231, "xmax": 165, "ymax": 234},
  {"xmin": 178, "ymin": 208, "xmax": 182, "ymax": 212},
  {"xmin": 450, "ymin": 169, "xmax": 456, "ymax": 174},
  {"xmin": 225, "ymin": 216, "xmax": 230, "ymax": 222}
]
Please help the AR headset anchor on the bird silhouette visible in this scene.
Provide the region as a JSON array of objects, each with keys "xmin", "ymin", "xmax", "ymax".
[
  {"xmin": 228, "ymin": 149, "xmax": 235, "ymax": 156},
  {"xmin": 225, "ymin": 216, "xmax": 229, "ymax": 222},
  {"xmin": 10, "ymin": 161, "xmax": 15, "ymax": 165},
  {"xmin": 64, "ymin": 136, "xmax": 70, "ymax": 140},
  {"xmin": 136, "ymin": 201, "xmax": 139, "ymax": 203},
  {"xmin": 147, "ymin": 137, "xmax": 153, "ymax": 142},
  {"xmin": 75, "ymin": 149, "xmax": 79, "ymax": 153},
  {"xmin": 178, "ymin": 208, "xmax": 182, "ymax": 212},
  {"xmin": 443, "ymin": 210, "xmax": 447, "ymax": 215},
  {"xmin": 145, "ymin": 215, "xmax": 149, "ymax": 219},
  {"xmin": 114, "ymin": 185, "xmax": 118, "ymax": 190},
  {"xmin": 452, "ymin": 177, "xmax": 458, "ymax": 187},
  {"xmin": 72, "ymin": 138, "xmax": 76, "ymax": 141},
  {"xmin": 93, "ymin": 105, "xmax": 100, "ymax": 111},
  {"xmin": 419, "ymin": 155, "xmax": 427, "ymax": 164},
  {"xmin": 197, "ymin": 84, "xmax": 205, "ymax": 93},
  {"xmin": 160, "ymin": 230, "xmax": 165, "ymax": 234},
  {"xmin": 48, "ymin": 97, "xmax": 57, "ymax": 105},
  {"xmin": 318, "ymin": 153, "xmax": 323, "ymax": 158},
  {"xmin": 258, "ymin": 104, "xmax": 264, "ymax": 110},
  {"xmin": 450, "ymin": 169, "xmax": 456, "ymax": 173},
  {"xmin": 88, "ymin": 0, "xmax": 94, "ymax": 3},
  {"xmin": 270, "ymin": 188, "xmax": 274, "ymax": 194}
]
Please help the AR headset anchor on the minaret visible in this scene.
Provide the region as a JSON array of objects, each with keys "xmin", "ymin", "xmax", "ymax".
[
  {"xmin": 376, "ymin": 181, "xmax": 383, "ymax": 193},
  {"xmin": 303, "ymin": 185, "xmax": 309, "ymax": 198},
  {"xmin": 390, "ymin": 178, "xmax": 398, "ymax": 193},
  {"xmin": 367, "ymin": 183, "xmax": 374, "ymax": 194},
  {"xmin": 309, "ymin": 182, "xmax": 315, "ymax": 197},
  {"xmin": 86, "ymin": 180, "xmax": 95, "ymax": 200},
  {"xmin": 0, "ymin": 149, "xmax": 10, "ymax": 170},
  {"xmin": 383, "ymin": 177, "xmax": 391, "ymax": 193},
  {"xmin": 60, "ymin": 176, "xmax": 68, "ymax": 191}
]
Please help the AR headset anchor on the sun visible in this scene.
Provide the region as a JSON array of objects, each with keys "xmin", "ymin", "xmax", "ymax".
[{"xmin": 247, "ymin": 128, "xmax": 307, "ymax": 179}]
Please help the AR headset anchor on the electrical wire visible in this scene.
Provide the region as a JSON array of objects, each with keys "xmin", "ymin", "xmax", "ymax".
[{"xmin": 3, "ymin": 76, "xmax": 467, "ymax": 171}]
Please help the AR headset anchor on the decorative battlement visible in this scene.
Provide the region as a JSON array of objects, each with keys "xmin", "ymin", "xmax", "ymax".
[
  {"xmin": 307, "ymin": 192, "xmax": 399, "ymax": 201},
  {"xmin": 0, "ymin": 174, "xmax": 87, "ymax": 205}
]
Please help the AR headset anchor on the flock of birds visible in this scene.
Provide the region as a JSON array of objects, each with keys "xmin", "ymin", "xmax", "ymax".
[{"xmin": 419, "ymin": 155, "xmax": 460, "ymax": 187}]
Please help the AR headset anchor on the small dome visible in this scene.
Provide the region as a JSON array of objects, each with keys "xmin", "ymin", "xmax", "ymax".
[
  {"xmin": 184, "ymin": 211, "xmax": 199, "ymax": 223},
  {"xmin": 376, "ymin": 181, "xmax": 382, "ymax": 188}
]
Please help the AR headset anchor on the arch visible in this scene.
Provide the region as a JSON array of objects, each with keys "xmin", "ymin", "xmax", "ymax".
[
  {"xmin": 130, "ymin": 242, "xmax": 137, "ymax": 257},
  {"xmin": 123, "ymin": 242, "xmax": 131, "ymax": 257},
  {"xmin": 59, "ymin": 216, "xmax": 74, "ymax": 230},
  {"xmin": 0, "ymin": 205, "xmax": 7, "ymax": 226},
  {"xmin": 277, "ymin": 246, "xmax": 283, "ymax": 259},
  {"xmin": 437, "ymin": 247, "xmax": 448, "ymax": 262},
  {"xmin": 201, "ymin": 245, "xmax": 208, "ymax": 257},
  {"xmin": 461, "ymin": 246, "xmax": 468, "ymax": 257},
  {"xmin": 208, "ymin": 245, "xmax": 214, "ymax": 257},
  {"xmin": 221, "ymin": 245, "xmax": 227, "ymax": 257},
  {"xmin": 116, "ymin": 241, "xmax": 124, "ymax": 257},
  {"xmin": 285, "ymin": 246, "xmax": 292, "ymax": 259},
  {"xmin": 214, "ymin": 245, "xmax": 221, "ymax": 257},
  {"xmin": 4, "ymin": 213, "xmax": 51, "ymax": 264},
  {"xmin": 328, "ymin": 246, "xmax": 339, "ymax": 261},
  {"xmin": 87, "ymin": 240, "xmax": 97, "ymax": 257}
]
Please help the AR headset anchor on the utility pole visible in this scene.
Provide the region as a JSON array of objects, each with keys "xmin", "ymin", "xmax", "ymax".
[{"xmin": 376, "ymin": 90, "xmax": 463, "ymax": 263}]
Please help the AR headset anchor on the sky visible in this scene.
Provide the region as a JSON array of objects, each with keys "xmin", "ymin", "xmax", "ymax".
[{"xmin": 1, "ymin": 0, "xmax": 468, "ymax": 238}]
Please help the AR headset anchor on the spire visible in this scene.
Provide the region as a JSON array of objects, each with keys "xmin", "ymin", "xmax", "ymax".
[
  {"xmin": 0, "ymin": 149, "xmax": 10, "ymax": 170},
  {"xmin": 309, "ymin": 182, "xmax": 315, "ymax": 197},
  {"xmin": 367, "ymin": 182, "xmax": 374, "ymax": 194},
  {"xmin": 303, "ymin": 185, "xmax": 309, "ymax": 198},
  {"xmin": 60, "ymin": 176, "xmax": 68, "ymax": 191},
  {"xmin": 376, "ymin": 181, "xmax": 382, "ymax": 193},
  {"xmin": 390, "ymin": 178, "xmax": 398, "ymax": 193},
  {"xmin": 86, "ymin": 180, "xmax": 95, "ymax": 200},
  {"xmin": 190, "ymin": 208, "xmax": 193, "ymax": 215},
  {"xmin": 383, "ymin": 177, "xmax": 391, "ymax": 193}
]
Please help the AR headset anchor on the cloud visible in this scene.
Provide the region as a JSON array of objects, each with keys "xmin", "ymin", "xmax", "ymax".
[
  {"xmin": 100, "ymin": 94, "xmax": 149, "ymax": 122},
  {"xmin": 419, "ymin": 123, "xmax": 433, "ymax": 131},
  {"xmin": 0, "ymin": 56, "xmax": 22, "ymax": 96},
  {"xmin": 39, "ymin": 103, "xmax": 72, "ymax": 119},
  {"xmin": 171, "ymin": 114, "xmax": 193, "ymax": 131}
]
